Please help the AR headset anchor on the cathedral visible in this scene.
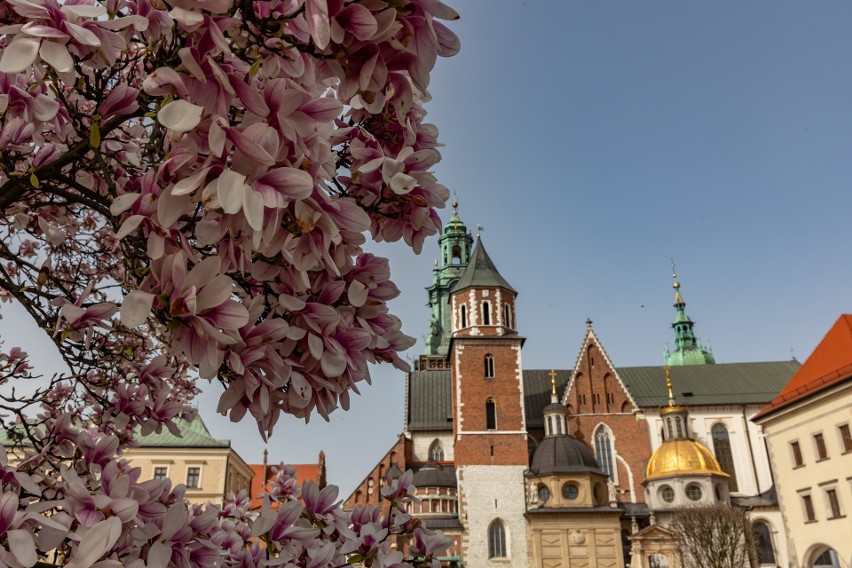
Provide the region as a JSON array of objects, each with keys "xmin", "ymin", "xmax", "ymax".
[{"xmin": 344, "ymin": 204, "xmax": 798, "ymax": 568}]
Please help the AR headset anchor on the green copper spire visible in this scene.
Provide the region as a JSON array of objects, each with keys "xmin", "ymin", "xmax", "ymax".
[
  {"xmin": 425, "ymin": 200, "xmax": 473, "ymax": 356},
  {"xmin": 664, "ymin": 262, "xmax": 715, "ymax": 366}
]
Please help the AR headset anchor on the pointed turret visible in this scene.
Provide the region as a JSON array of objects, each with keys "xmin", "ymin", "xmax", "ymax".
[
  {"xmin": 425, "ymin": 201, "xmax": 473, "ymax": 356},
  {"xmin": 664, "ymin": 263, "xmax": 715, "ymax": 366},
  {"xmin": 451, "ymin": 237, "xmax": 515, "ymax": 295}
]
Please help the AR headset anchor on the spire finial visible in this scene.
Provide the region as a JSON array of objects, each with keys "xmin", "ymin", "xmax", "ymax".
[
  {"xmin": 549, "ymin": 369, "xmax": 558, "ymax": 402},
  {"xmin": 665, "ymin": 365, "xmax": 675, "ymax": 407},
  {"xmin": 586, "ymin": 318, "xmax": 593, "ymax": 330},
  {"xmin": 476, "ymin": 223, "xmax": 484, "ymax": 238}
]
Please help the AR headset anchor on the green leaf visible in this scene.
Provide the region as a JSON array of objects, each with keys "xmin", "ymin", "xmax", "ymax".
[
  {"xmin": 29, "ymin": 173, "xmax": 39, "ymax": 188},
  {"xmin": 89, "ymin": 121, "xmax": 101, "ymax": 148},
  {"xmin": 347, "ymin": 555, "xmax": 363, "ymax": 565}
]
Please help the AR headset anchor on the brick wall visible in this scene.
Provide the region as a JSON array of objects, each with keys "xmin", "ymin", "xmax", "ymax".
[{"xmin": 343, "ymin": 435, "xmax": 410, "ymax": 509}]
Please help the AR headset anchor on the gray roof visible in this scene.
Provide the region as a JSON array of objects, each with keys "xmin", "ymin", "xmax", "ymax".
[
  {"xmin": 407, "ymin": 369, "xmax": 571, "ymax": 432},
  {"xmin": 528, "ymin": 436, "xmax": 603, "ymax": 476},
  {"xmin": 407, "ymin": 370, "xmax": 454, "ymax": 431},
  {"xmin": 618, "ymin": 361, "xmax": 800, "ymax": 407},
  {"xmin": 406, "ymin": 362, "xmax": 797, "ymax": 432},
  {"xmin": 451, "ymin": 238, "xmax": 515, "ymax": 294},
  {"xmin": 413, "ymin": 465, "xmax": 457, "ymax": 487},
  {"xmin": 524, "ymin": 370, "xmax": 571, "ymax": 428}
]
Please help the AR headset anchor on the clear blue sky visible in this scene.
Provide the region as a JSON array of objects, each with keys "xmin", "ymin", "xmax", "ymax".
[{"xmin": 6, "ymin": 1, "xmax": 852, "ymax": 499}]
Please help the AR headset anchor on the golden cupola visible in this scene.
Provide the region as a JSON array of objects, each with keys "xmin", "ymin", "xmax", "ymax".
[{"xmin": 645, "ymin": 367, "xmax": 727, "ymax": 481}]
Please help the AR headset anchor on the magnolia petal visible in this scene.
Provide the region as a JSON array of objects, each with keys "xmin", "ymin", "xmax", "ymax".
[
  {"xmin": 0, "ymin": 94, "xmax": 8, "ymax": 113},
  {"xmin": 110, "ymin": 193, "xmax": 138, "ymax": 215},
  {"xmin": 115, "ymin": 215, "xmax": 144, "ymax": 240},
  {"xmin": 389, "ymin": 172, "xmax": 417, "ymax": 195},
  {"xmin": 170, "ymin": 7, "xmax": 204, "ymax": 26},
  {"xmin": 157, "ymin": 100, "xmax": 203, "ymax": 133},
  {"xmin": 67, "ymin": 517, "xmax": 121, "ymax": 568},
  {"xmin": 121, "ymin": 291, "xmax": 154, "ymax": 327},
  {"xmin": 242, "ymin": 187, "xmax": 265, "ymax": 231},
  {"xmin": 7, "ymin": 529, "xmax": 37, "ymax": 568},
  {"xmin": 60, "ymin": 4, "xmax": 107, "ymax": 18},
  {"xmin": 347, "ymin": 280, "xmax": 368, "ymax": 308},
  {"xmin": 305, "ymin": 0, "xmax": 331, "ymax": 50},
  {"xmin": 307, "ymin": 333, "xmax": 323, "ymax": 360},
  {"xmin": 320, "ymin": 351, "xmax": 346, "ymax": 378},
  {"xmin": 195, "ymin": 275, "xmax": 233, "ymax": 312},
  {"xmin": 171, "ymin": 166, "xmax": 211, "ymax": 196},
  {"xmin": 178, "ymin": 48, "xmax": 205, "ymax": 82},
  {"xmin": 0, "ymin": 37, "xmax": 40, "ymax": 74},
  {"xmin": 216, "ymin": 169, "xmax": 247, "ymax": 214},
  {"xmin": 65, "ymin": 22, "xmax": 101, "ymax": 46},
  {"xmin": 20, "ymin": 23, "xmax": 69, "ymax": 39}
]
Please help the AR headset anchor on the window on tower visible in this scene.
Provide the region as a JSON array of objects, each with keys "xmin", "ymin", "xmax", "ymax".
[
  {"xmin": 482, "ymin": 301, "xmax": 491, "ymax": 325},
  {"xmin": 488, "ymin": 520, "xmax": 507, "ymax": 558},
  {"xmin": 484, "ymin": 354, "xmax": 495, "ymax": 378},
  {"xmin": 451, "ymin": 245, "xmax": 461, "ymax": 264},
  {"xmin": 460, "ymin": 305, "xmax": 467, "ymax": 328},
  {"xmin": 486, "ymin": 399, "xmax": 496, "ymax": 430}
]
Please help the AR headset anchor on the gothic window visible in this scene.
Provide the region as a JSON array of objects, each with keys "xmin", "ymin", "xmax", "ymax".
[
  {"xmin": 594, "ymin": 426, "xmax": 615, "ymax": 482},
  {"xmin": 484, "ymin": 354, "xmax": 495, "ymax": 378},
  {"xmin": 813, "ymin": 549, "xmax": 841, "ymax": 568},
  {"xmin": 486, "ymin": 399, "xmax": 496, "ymax": 430},
  {"xmin": 460, "ymin": 305, "xmax": 467, "ymax": 328},
  {"xmin": 754, "ymin": 522, "xmax": 776, "ymax": 565},
  {"xmin": 482, "ymin": 301, "xmax": 491, "ymax": 325},
  {"xmin": 711, "ymin": 424, "xmax": 738, "ymax": 491},
  {"xmin": 488, "ymin": 520, "xmax": 507, "ymax": 558},
  {"xmin": 429, "ymin": 439, "xmax": 444, "ymax": 462}
]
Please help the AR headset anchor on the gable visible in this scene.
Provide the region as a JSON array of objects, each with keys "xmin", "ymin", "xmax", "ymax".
[{"xmin": 563, "ymin": 329, "xmax": 639, "ymax": 413}]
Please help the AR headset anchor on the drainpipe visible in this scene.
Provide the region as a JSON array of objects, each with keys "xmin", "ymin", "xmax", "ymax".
[{"xmin": 742, "ymin": 406, "xmax": 759, "ymax": 493}]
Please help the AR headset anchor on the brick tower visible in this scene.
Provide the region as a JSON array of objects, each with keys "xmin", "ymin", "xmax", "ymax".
[{"xmin": 449, "ymin": 237, "xmax": 529, "ymax": 566}]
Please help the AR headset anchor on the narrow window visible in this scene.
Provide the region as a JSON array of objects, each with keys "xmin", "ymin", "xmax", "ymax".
[
  {"xmin": 186, "ymin": 467, "xmax": 201, "ymax": 489},
  {"xmin": 460, "ymin": 305, "xmax": 467, "ymax": 328},
  {"xmin": 754, "ymin": 522, "xmax": 776, "ymax": 565},
  {"xmin": 666, "ymin": 418, "xmax": 674, "ymax": 440},
  {"xmin": 429, "ymin": 439, "xmax": 444, "ymax": 462},
  {"xmin": 803, "ymin": 494, "xmax": 816, "ymax": 522},
  {"xmin": 503, "ymin": 304, "xmax": 511, "ymax": 328},
  {"xmin": 153, "ymin": 467, "xmax": 168, "ymax": 480},
  {"xmin": 814, "ymin": 433, "xmax": 828, "ymax": 460},
  {"xmin": 594, "ymin": 427, "xmax": 615, "ymax": 482},
  {"xmin": 488, "ymin": 520, "xmax": 507, "ymax": 558},
  {"xmin": 482, "ymin": 301, "xmax": 491, "ymax": 325},
  {"xmin": 826, "ymin": 489, "xmax": 842, "ymax": 519},
  {"xmin": 556, "ymin": 417, "xmax": 563, "ymax": 435},
  {"xmin": 791, "ymin": 441, "xmax": 804, "ymax": 467},
  {"xmin": 484, "ymin": 354, "xmax": 495, "ymax": 378},
  {"xmin": 675, "ymin": 417, "xmax": 684, "ymax": 438},
  {"xmin": 711, "ymin": 424, "xmax": 738, "ymax": 492},
  {"xmin": 546, "ymin": 416, "xmax": 553, "ymax": 435},
  {"xmin": 840, "ymin": 424, "xmax": 852, "ymax": 453},
  {"xmin": 486, "ymin": 400, "xmax": 496, "ymax": 430}
]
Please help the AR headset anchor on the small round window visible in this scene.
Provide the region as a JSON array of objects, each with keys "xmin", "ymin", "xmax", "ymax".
[
  {"xmin": 660, "ymin": 485, "xmax": 675, "ymax": 503},
  {"xmin": 686, "ymin": 483, "xmax": 702, "ymax": 501},
  {"xmin": 538, "ymin": 485, "xmax": 550, "ymax": 503},
  {"xmin": 562, "ymin": 483, "xmax": 579, "ymax": 500}
]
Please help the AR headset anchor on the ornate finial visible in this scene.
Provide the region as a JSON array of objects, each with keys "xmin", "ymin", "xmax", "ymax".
[
  {"xmin": 433, "ymin": 258, "xmax": 438, "ymax": 267},
  {"xmin": 586, "ymin": 318, "xmax": 593, "ymax": 330},
  {"xmin": 549, "ymin": 370, "xmax": 557, "ymax": 395},
  {"xmin": 671, "ymin": 257, "xmax": 680, "ymax": 290},
  {"xmin": 665, "ymin": 365, "xmax": 675, "ymax": 406}
]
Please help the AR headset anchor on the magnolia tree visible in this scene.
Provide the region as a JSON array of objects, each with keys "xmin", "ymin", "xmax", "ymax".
[{"xmin": 0, "ymin": 0, "xmax": 458, "ymax": 565}]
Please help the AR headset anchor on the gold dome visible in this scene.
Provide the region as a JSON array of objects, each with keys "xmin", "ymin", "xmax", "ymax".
[{"xmin": 646, "ymin": 439, "xmax": 729, "ymax": 481}]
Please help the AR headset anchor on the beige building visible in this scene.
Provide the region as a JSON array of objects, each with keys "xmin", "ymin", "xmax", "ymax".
[
  {"xmin": 754, "ymin": 314, "xmax": 852, "ymax": 568},
  {"xmin": 126, "ymin": 414, "xmax": 255, "ymax": 506}
]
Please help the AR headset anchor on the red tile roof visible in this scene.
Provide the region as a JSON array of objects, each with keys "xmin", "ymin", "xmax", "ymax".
[
  {"xmin": 248, "ymin": 454, "xmax": 325, "ymax": 510},
  {"xmin": 754, "ymin": 314, "xmax": 852, "ymax": 420}
]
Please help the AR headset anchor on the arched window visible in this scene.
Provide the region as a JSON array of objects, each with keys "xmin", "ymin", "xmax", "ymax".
[
  {"xmin": 460, "ymin": 305, "xmax": 467, "ymax": 328},
  {"xmin": 556, "ymin": 416, "xmax": 563, "ymax": 435},
  {"xmin": 594, "ymin": 426, "xmax": 615, "ymax": 482},
  {"xmin": 429, "ymin": 439, "xmax": 444, "ymax": 462},
  {"xmin": 486, "ymin": 399, "xmax": 496, "ymax": 430},
  {"xmin": 711, "ymin": 423, "xmax": 738, "ymax": 492},
  {"xmin": 482, "ymin": 301, "xmax": 491, "ymax": 325},
  {"xmin": 547, "ymin": 416, "xmax": 553, "ymax": 435},
  {"xmin": 503, "ymin": 304, "xmax": 512, "ymax": 328},
  {"xmin": 666, "ymin": 417, "xmax": 674, "ymax": 440},
  {"xmin": 813, "ymin": 549, "xmax": 841, "ymax": 568},
  {"xmin": 754, "ymin": 522, "xmax": 776, "ymax": 565},
  {"xmin": 484, "ymin": 354, "xmax": 495, "ymax": 378},
  {"xmin": 488, "ymin": 520, "xmax": 507, "ymax": 558}
]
